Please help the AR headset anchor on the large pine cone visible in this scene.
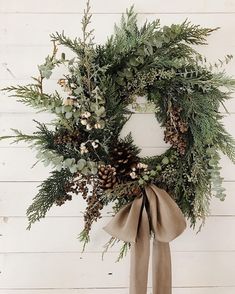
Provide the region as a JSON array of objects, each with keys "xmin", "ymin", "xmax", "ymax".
[
  {"xmin": 98, "ymin": 165, "xmax": 117, "ymax": 189},
  {"xmin": 110, "ymin": 141, "xmax": 139, "ymax": 179}
]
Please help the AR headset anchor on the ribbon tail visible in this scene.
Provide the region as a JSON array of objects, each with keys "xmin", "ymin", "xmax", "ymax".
[
  {"xmin": 130, "ymin": 206, "xmax": 150, "ymax": 294},
  {"xmin": 152, "ymin": 239, "xmax": 171, "ymax": 294}
]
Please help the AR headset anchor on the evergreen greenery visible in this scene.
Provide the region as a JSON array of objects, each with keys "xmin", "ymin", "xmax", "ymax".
[{"xmin": 26, "ymin": 169, "xmax": 73, "ymax": 229}]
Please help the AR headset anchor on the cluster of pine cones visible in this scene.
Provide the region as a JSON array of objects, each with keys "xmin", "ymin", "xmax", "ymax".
[
  {"xmin": 83, "ymin": 183, "xmax": 104, "ymax": 233},
  {"xmin": 55, "ymin": 175, "xmax": 89, "ymax": 206},
  {"xmin": 164, "ymin": 106, "xmax": 188, "ymax": 155}
]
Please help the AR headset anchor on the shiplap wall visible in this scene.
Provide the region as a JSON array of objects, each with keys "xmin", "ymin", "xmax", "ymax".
[{"xmin": 1, "ymin": 0, "xmax": 235, "ymax": 293}]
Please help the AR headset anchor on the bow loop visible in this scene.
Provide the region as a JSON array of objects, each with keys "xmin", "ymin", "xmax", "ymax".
[
  {"xmin": 104, "ymin": 195, "xmax": 144, "ymax": 243},
  {"xmin": 145, "ymin": 185, "xmax": 186, "ymax": 242}
]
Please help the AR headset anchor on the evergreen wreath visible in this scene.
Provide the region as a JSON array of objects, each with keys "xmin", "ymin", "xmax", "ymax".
[{"xmin": 2, "ymin": 2, "xmax": 235, "ymax": 255}]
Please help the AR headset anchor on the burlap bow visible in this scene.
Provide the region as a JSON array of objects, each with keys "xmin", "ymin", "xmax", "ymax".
[{"xmin": 104, "ymin": 184, "xmax": 186, "ymax": 294}]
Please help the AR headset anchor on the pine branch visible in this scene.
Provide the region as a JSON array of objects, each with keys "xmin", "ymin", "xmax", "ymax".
[
  {"xmin": 26, "ymin": 169, "xmax": 72, "ymax": 229},
  {"xmin": 51, "ymin": 0, "xmax": 94, "ymax": 55},
  {"xmin": 78, "ymin": 229, "xmax": 90, "ymax": 252},
  {"xmin": 50, "ymin": 31, "xmax": 84, "ymax": 56},
  {"xmin": 81, "ymin": 0, "xmax": 94, "ymax": 46},
  {"xmin": 163, "ymin": 19, "xmax": 218, "ymax": 46},
  {"xmin": 2, "ymin": 85, "xmax": 62, "ymax": 111},
  {"xmin": 102, "ymin": 237, "xmax": 117, "ymax": 260},
  {"xmin": 2, "ymin": 129, "xmax": 40, "ymax": 145},
  {"xmin": 0, "ymin": 121, "xmax": 55, "ymax": 148},
  {"xmin": 116, "ymin": 242, "xmax": 130, "ymax": 262},
  {"xmin": 216, "ymin": 128, "xmax": 235, "ymax": 164}
]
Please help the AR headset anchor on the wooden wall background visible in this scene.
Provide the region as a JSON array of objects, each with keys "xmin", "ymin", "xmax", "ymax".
[{"xmin": 1, "ymin": 0, "xmax": 235, "ymax": 293}]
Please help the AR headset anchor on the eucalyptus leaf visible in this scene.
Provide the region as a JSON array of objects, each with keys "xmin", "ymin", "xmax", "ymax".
[
  {"xmin": 81, "ymin": 166, "xmax": 89, "ymax": 175},
  {"xmin": 74, "ymin": 87, "xmax": 83, "ymax": 95},
  {"xmin": 90, "ymin": 166, "xmax": 98, "ymax": 174},
  {"xmin": 162, "ymin": 157, "xmax": 169, "ymax": 165},
  {"xmin": 69, "ymin": 165, "xmax": 78, "ymax": 173},
  {"xmin": 65, "ymin": 112, "xmax": 73, "ymax": 119},
  {"xmin": 64, "ymin": 158, "xmax": 75, "ymax": 167},
  {"xmin": 77, "ymin": 159, "xmax": 86, "ymax": 170},
  {"xmin": 129, "ymin": 57, "xmax": 140, "ymax": 67},
  {"xmin": 95, "ymin": 106, "xmax": 105, "ymax": 117}
]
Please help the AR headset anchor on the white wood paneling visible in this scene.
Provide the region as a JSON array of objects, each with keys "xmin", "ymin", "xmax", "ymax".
[
  {"xmin": 1, "ymin": 289, "xmax": 235, "ymax": 294},
  {"xmin": 0, "ymin": 148, "xmax": 51, "ymax": 181},
  {"xmin": 1, "ymin": 0, "xmax": 235, "ymax": 14},
  {"xmin": 1, "ymin": 0, "xmax": 235, "ymax": 293},
  {"xmin": 0, "ymin": 252, "xmax": 235, "ymax": 288},
  {"xmin": 0, "ymin": 216, "xmax": 235, "ymax": 253}
]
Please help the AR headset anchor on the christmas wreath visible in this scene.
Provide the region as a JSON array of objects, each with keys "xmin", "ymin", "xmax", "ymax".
[{"xmin": 1, "ymin": 3, "xmax": 235, "ymax": 257}]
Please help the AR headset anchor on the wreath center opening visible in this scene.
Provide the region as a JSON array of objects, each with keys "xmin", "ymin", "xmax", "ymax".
[{"xmin": 120, "ymin": 98, "xmax": 169, "ymax": 158}]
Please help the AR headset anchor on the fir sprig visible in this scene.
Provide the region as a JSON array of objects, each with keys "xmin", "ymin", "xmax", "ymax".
[
  {"xmin": 26, "ymin": 169, "xmax": 73, "ymax": 229},
  {"xmin": 3, "ymin": 85, "xmax": 62, "ymax": 111}
]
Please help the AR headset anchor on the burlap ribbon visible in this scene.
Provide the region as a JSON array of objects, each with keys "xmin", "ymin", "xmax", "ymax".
[{"xmin": 104, "ymin": 184, "xmax": 186, "ymax": 294}]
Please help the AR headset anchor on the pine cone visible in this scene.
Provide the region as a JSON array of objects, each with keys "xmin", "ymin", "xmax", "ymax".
[
  {"xmin": 98, "ymin": 165, "xmax": 117, "ymax": 189},
  {"xmin": 164, "ymin": 106, "xmax": 188, "ymax": 155},
  {"xmin": 55, "ymin": 194, "xmax": 72, "ymax": 206},
  {"xmin": 83, "ymin": 183, "xmax": 104, "ymax": 234},
  {"xmin": 110, "ymin": 141, "xmax": 139, "ymax": 179},
  {"xmin": 54, "ymin": 129, "xmax": 80, "ymax": 146}
]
